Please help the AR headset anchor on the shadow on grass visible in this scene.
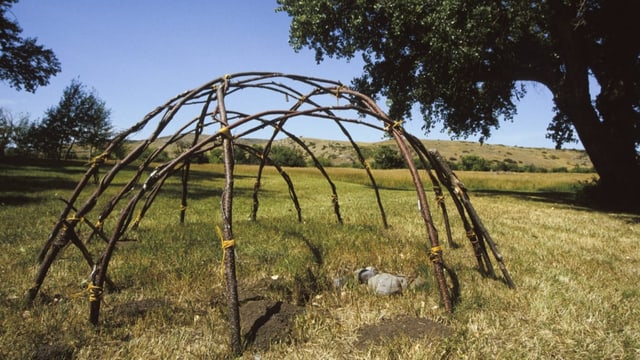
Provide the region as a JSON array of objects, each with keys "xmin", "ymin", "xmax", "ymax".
[
  {"xmin": 472, "ymin": 189, "xmax": 640, "ymax": 219},
  {"xmin": 472, "ymin": 189, "xmax": 579, "ymax": 206}
]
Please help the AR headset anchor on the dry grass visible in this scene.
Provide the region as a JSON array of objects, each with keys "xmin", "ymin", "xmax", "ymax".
[{"xmin": 1, "ymin": 162, "xmax": 638, "ymax": 359}]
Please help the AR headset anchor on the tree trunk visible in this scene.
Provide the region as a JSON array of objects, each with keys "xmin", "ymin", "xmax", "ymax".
[
  {"xmin": 556, "ymin": 66, "xmax": 640, "ymax": 212},
  {"xmin": 550, "ymin": 2, "xmax": 640, "ymax": 212}
]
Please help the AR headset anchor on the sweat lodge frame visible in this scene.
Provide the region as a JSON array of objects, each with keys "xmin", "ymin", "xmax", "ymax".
[{"xmin": 25, "ymin": 72, "xmax": 514, "ymax": 355}]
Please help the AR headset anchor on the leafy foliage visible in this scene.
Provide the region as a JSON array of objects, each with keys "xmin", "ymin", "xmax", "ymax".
[
  {"xmin": 36, "ymin": 79, "xmax": 112, "ymax": 160},
  {"xmin": 269, "ymin": 145, "xmax": 306, "ymax": 167},
  {"xmin": 0, "ymin": 0, "xmax": 61, "ymax": 92},
  {"xmin": 277, "ymin": 0, "xmax": 640, "ymax": 210},
  {"xmin": 372, "ymin": 145, "xmax": 405, "ymax": 169}
]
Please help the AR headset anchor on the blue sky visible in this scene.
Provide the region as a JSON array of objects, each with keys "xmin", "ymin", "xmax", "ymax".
[{"xmin": 0, "ymin": 0, "xmax": 579, "ymax": 149}]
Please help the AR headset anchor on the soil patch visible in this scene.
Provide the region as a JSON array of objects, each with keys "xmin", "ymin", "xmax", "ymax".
[
  {"xmin": 240, "ymin": 298, "xmax": 304, "ymax": 351},
  {"xmin": 355, "ymin": 316, "xmax": 452, "ymax": 349}
]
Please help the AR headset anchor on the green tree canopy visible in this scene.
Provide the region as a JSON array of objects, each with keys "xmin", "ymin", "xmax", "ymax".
[
  {"xmin": 0, "ymin": 0, "xmax": 60, "ymax": 92},
  {"xmin": 278, "ymin": 0, "xmax": 640, "ymax": 211},
  {"xmin": 39, "ymin": 79, "xmax": 112, "ymax": 160},
  {"xmin": 269, "ymin": 145, "xmax": 306, "ymax": 167},
  {"xmin": 372, "ymin": 145, "xmax": 405, "ymax": 169}
]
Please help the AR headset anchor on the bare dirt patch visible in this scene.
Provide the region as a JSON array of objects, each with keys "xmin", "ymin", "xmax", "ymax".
[
  {"xmin": 240, "ymin": 298, "xmax": 304, "ymax": 351},
  {"xmin": 355, "ymin": 316, "xmax": 453, "ymax": 350}
]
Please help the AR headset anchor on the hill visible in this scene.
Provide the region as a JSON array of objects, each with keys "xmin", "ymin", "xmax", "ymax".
[
  {"xmin": 246, "ymin": 137, "xmax": 592, "ymax": 171},
  {"xmin": 142, "ymin": 135, "xmax": 593, "ymax": 172}
]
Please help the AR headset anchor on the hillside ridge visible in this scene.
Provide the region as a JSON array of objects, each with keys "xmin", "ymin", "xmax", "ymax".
[{"xmin": 151, "ymin": 135, "xmax": 592, "ymax": 171}]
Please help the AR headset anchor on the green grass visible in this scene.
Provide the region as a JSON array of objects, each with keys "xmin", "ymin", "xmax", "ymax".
[{"xmin": 1, "ymin": 161, "xmax": 639, "ymax": 359}]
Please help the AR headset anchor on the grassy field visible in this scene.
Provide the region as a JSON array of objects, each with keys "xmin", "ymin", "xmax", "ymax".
[{"xmin": 1, "ymin": 161, "xmax": 638, "ymax": 359}]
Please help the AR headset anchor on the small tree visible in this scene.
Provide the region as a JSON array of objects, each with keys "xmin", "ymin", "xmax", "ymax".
[
  {"xmin": 0, "ymin": 107, "xmax": 36, "ymax": 157},
  {"xmin": 39, "ymin": 79, "xmax": 112, "ymax": 160}
]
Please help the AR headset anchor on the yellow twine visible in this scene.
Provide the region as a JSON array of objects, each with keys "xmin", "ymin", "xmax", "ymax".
[
  {"xmin": 223, "ymin": 74, "xmax": 231, "ymax": 80},
  {"xmin": 180, "ymin": 204, "xmax": 187, "ymax": 211},
  {"xmin": 295, "ymin": 95, "xmax": 307, "ymax": 107},
  {"xmin": 216, "ymin": 225, "xmax": 236, "ymax": 276},
  {"xmin": 429, "ymin": 246, "xmax": 443, "ymax": 263},
  {"xmin": 334, "ymin": 85, "xmax": 346, "ymax": 104},
  {"xmin": 87, "ymin": 283, "xmax": 103, "ymax": 303},
  {"xmin": 384, "ymin": 119, "xmax": 404, "ymax": 131},
  {"xmin": 363, "ymin": 161, "xmax": 371, "ymax": 171},
  {"xmin": 218, "ymin": 126, "xmax": 230, "ymax": 137},
  {"xmin": 435, "ymin": 195, "xmax": 445, "ymax": 204},
  {"xmin": 67, "ymin": 215, "xmax": 84, "ymax": 223},
  {"xmin": 132, "ymin": 211, "xmax": 142, "ymax": 226},
  {"xmin": 87, "ymin": 152, "xmax": 108, "ymax": 167},
  {"xmin": 95, "ymin": 219, "xmax": 103, "ymax": 229}
]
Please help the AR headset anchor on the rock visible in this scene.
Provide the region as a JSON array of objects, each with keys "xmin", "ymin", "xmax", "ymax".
[
  {"xmin": 367, "ymin": 273, "xmax": 408, "ymax": 295},
  {"xmin": 355, "ymin": 266, "xmax": 378, "ymax": 283}
]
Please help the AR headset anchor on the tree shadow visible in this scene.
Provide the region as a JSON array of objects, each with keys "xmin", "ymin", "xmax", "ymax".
[
  {"xmin": 473, "ymin": 189, "xmax": 587, "ymax": 208},
  {"xmin": 473, "ymin": 188, "xmax": 640, "ymax": 219}
]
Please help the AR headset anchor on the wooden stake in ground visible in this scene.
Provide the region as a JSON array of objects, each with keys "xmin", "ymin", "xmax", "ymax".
[{"xmin": 217, "ymin": 81, "xmax": 242, "ymax": 355}]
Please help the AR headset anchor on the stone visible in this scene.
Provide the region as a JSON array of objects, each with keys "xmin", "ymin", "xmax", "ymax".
[
  {"xmin": 354, "ymin": 266, "xmax": 378, "ymax": 283},
  {"xmin": 367, "ymin": 273, "xmax": 408, "ymax": 295}
]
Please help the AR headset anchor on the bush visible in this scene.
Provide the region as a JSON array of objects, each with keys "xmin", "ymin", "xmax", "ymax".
[
  {"xmin": 269, "ymin": 145, "xmax": 306, "ymax": 167},
  {"xmin": 372, "ymin": 145, "xmax": 405, "ymax": 169},
  {"xmin": 459, "ymin": 155, "xmax": 491, "ymax": 171}
]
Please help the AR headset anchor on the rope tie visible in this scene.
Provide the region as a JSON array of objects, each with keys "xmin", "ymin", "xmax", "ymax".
[
  {"xmin": 363, "ymin": 160, "xmax": 371, "ymax": 171},
  {"xmin": 216, "ymin": 225, "xmax": 236, "ymax": 276},
  {"xmin": 384, "ymin": 119, "xmax": 404, "ymax": 131},
  {"xmin": 429, "ymin": 245, "xmax": 443, "ymax": 262},
  {"xmin": 66, "ymin": 215, "xmax": 84, "ymax": 223},
  {"xmin": 87, "ymin": 152, "xmax": 108, "ymax": 167},
  {"xmin": 435, "ymin": 195, "xmax": 445, "ymax": 204},
  {"xmin": 88, "ymin": 283, "xmax": 103, "ymax": 303},
  {"xmin": 180, "ymin": 204, "xmax": 187, "ymax": 211},
  {"xmin": 334, "ymin": 85, "xmax": 346, "ymax": 104},
  {"xmin": 218, "ymin": 126, "xmax": 231, "ymax": 138},
  {"xmin": 466, "ymin": 229, "xmax": 480, "ymax": 245},
  {"xmin": 132, "ymin": 211, "xmax": 142, "ymax": 227},
  {"xmin": 295, "ymin": 95, "xmax": 307, "ymax": 108}
]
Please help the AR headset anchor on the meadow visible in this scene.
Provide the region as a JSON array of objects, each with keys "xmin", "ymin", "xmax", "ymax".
[{"xmin": 1, "ymin": 161, "xmax": 638, "ymax": 359}]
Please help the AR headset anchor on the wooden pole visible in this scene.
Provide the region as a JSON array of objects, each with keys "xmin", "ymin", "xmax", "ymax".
[{"xmin": 217, "ymin": 81, "xmax": 242, "ymax": 355}]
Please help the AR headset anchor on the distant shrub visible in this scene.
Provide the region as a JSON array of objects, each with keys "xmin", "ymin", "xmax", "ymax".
[
  {"xmin": 270, "ymin": 145, "xmax": 306, "ymax": 167},
  {"xmin": 571, "ymin": 165, "xmax": 595, "ymax": 173},
  {"xmin": 372, "ymin": 145, "xmax": 405, "ymax": 169},
  {"xmin": 460, "ymin": 155, "xmax": 491, "ymax": 171}
]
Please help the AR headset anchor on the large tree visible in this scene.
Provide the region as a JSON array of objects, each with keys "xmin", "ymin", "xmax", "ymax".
[
  {"xmin": 39, "ymin": 79, "xmax": 112, "ymax": 160},
  {"xmin": 0, "ymin": 0, "xmax": 60, "ymax": 92},
  {"xmin": 277, "ymin": 0, "xmax": 640, "ymax": 211}
]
